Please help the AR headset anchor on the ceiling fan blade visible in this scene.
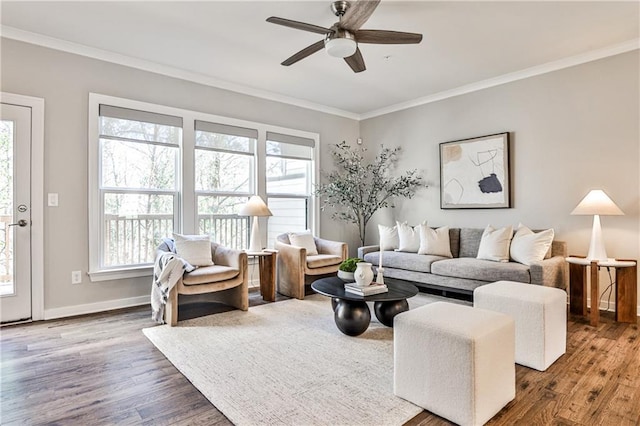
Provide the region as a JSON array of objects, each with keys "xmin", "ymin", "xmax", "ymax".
[
  {"xmin": 356, "ymin": 30, "xmax": 423, "ymax": 44},
  {"xmin": 281, "ymin": 40, "xmax": 325, "ymax": 66},
  {"xmin": 344, "ymin": 48, "xmax": 366, "ymax": 73},
  {"xmin": 340, "ymin": 0, "xmax": 381, "ymax": 31},
  {"xmin": 267, "ymin": 17, "xmax": 332, "ymax": 35}
]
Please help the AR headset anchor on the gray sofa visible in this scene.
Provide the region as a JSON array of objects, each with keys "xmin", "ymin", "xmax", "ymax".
[{"xmin": 358, "ymin": 227, "xmax": 567, "ymax": 298}]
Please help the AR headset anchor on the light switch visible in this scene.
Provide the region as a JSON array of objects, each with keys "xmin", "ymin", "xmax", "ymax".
[{"xmin": 48, "ymin": 193, "xmax": 58, "ymax": 207}]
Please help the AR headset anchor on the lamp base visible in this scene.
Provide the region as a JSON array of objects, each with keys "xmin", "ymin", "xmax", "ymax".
[
  {"xmin": 586, "ymin": 214, "xmax": 608, "ymax": 262},
  {"xmin": 248, "ymin": 216, "xmax": 262, "ymax": 253}
]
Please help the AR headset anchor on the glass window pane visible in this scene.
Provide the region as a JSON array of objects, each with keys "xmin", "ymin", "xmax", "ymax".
[
  {"xmin": 195, "ymin": 149, "xmax": 252, "ymax": 192},
  {"xmin": 266, "ymin": 140, "xmax": 312, "ymax": 159},
  {"xmin": 197, "ymin": 195, "xmax": 249, "ymax": 250},
  {"xmin": 99, "ymin": 116, "xmax": 181, "ymax": 145},
  {"xmin": 101, "ymin": 139, "xmax": 177, "ymax": 190},
  {"xmin": 0, "ymin": 120, "xmax": 14, "ymax": 295},
  {"xmin": 266, "ymin": 157, "xmax": 310, "ymax": 195},
  {"xmin": 267, "ymin": 197, "xmax": 307, "ymax": 249},
  {"xmin": 103, "ymin": 193, "xmax": 174, "ymax": 267},
  {"xmin": 195, "ymin": 131, "xmax": 255, "ymax": 153}
]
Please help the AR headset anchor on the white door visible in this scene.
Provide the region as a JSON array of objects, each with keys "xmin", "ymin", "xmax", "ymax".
[{"xmin": 0, "ymin": 103, "xmax": 32, "ymax": 323}]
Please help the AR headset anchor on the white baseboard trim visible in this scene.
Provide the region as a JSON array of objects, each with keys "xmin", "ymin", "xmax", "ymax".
[
  {"xmin": 44, "ymin": 295, "xmax": 149, "ymax": 320},
  {"xmin": 585, "ymin": 297, "xmax": 640, "ymax": 317}
]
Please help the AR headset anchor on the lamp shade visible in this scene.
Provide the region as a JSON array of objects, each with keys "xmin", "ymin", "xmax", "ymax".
[
  {"xmin": 571, "ymin": 190, "xmax": 624, "ymax": 216},
  {"xmin": 239, "ymin": 195, "xmax": 273, "ymax": 217}
]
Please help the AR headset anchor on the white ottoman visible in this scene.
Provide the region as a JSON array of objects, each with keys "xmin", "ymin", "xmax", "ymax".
[
  {"xmin": 394, "ymin": 302, "xmax": 515, "ymax": 426},
  {"xmin": 474, "ymin": 280, "xmax": 566, "ymax": 371}
]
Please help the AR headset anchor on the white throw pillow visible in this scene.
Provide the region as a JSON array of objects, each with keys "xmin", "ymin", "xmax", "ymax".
[
  {"xmin": 288, "ymin": 232, "xmax": 318, "ymax": 255},
  {"xmin": 396, "ymin": 221, "xmax": 424, "ymax": 253},
  {"xmin": 510, "ymin": 224, "xmax": 555, "ymax": 266},
  {"xmin": 418, "ymin": 225, "xmax": 453, "ymax": 258},
  {"xmin": 476, "ymin": 225, "xmax": 513, "ymax": 262},
  {"xmin": 378, "ymin": 224, "xmax": 400, "ymax": 251},
  {"xmin": 173, "ymin": 233, "xmax": 214, "ymax": 266}
]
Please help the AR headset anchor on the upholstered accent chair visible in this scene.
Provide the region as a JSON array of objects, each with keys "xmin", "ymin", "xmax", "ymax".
[
  {"xmin": 275, "ymin": 233, "xmax": 348, "ymax": 300},
  {"xmin": 157, "ymin": 239, "xmax": 248, "ymax": 326}
]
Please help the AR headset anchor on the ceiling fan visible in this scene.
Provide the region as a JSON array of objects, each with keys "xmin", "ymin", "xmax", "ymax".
[{"xmin": 266, "ymin": 0, "xmax": 422, "ymax": 73}]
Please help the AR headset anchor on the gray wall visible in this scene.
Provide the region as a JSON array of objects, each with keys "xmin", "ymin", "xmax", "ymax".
[
  {"xmin": 360, "ymin": 51, "xmax": 639, "ymax": 307},
  {"xmin": 2, "ymin": 37, "xmax": 638, "ymax": 314},
  {"xmin": 1, "ymin": 38, "xmax": 360, "ymax": 314}
]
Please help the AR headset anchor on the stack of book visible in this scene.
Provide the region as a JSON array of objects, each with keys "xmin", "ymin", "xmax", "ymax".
[{"xmin": 344, "ymin": 282, "xmax": 388, "ymax": 296}]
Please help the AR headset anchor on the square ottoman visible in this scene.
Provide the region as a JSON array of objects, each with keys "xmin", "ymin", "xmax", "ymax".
[
  {"xmin": 394, "ymin": 302, "xmax": 515, "ymax": 426},
  {"xmin": 474, "ymin": 280, "xmax": 566, "ymax": 371}
]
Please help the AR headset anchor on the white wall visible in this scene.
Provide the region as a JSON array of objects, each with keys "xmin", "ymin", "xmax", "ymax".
[
  {"xmin": 0, "ymin": 38, "xmax": 360, "ymax": 315},
  {"xmin": 360, "ymin": 51, "xmax": 639, "ymax": 308}
]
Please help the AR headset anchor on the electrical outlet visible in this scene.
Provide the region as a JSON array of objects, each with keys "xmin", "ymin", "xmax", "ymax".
[{"xmin": 71, "ymin": 270, "xmax": 82, "ymax": 284}]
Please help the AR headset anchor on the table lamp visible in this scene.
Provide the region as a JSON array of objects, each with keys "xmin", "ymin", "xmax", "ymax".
[
  {"xmin": 239, "ymin": 195, "xmax": 273, "ymax": 252},
  {"xmin": 571, "ymin": 189, "xmax": 624, "ymax": 261}
]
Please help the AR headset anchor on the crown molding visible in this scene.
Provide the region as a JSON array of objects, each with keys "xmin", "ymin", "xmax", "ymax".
[
  {"xmin": 360, "ymin": 38, "xmax": 640, "ymax": 120},
  {"xmin": 2, "ymin": 25, "xmax": 638, "ymax": 123},
  {"xmin": 0, "ymin": 25, "xmax": 361, "ymax": 121}
]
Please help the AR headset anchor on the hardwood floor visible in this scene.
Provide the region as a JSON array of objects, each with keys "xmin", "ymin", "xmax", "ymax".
[{"xmin": 1, "ymin": 291, "xmax": 638, "ymax": 426}]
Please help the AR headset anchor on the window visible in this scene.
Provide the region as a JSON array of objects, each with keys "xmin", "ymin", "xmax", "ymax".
[
  {"xmin": 88, "ymin": 94, "xmax": 319, "ymax": 281},
  {"xmin": 98, "ymin": 105, "xmax": 181, "ymax": 268},
  {"xmin": 265, "ymin": 132, "xmax": 314, "ymax": 248},
  {"xmin": 195, "ymin": 121, "xmax": 257, "ymax": 249}
]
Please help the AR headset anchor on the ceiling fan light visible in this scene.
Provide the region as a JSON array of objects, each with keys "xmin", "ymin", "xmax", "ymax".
[{"xmin": 325, "ymin": 37, "xmax": 357, "ymax": 58}]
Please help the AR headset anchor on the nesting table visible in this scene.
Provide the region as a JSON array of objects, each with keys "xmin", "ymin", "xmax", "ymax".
[
  {"xmin": 566, "ymin": 256, "xmax": 637, "ymax": 326},
  {"xmin": 246, "ymin": 250, "xmax": 277, "ymax": 302}
]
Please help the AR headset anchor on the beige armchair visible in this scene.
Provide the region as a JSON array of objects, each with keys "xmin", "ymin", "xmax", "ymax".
[
  {"xmin": 275, "ymin": 233, "xmax": 347, "ymax": 300},
  {"xmin": 157, "ymin": 240, "xmax": 248, "ymax": 326}
]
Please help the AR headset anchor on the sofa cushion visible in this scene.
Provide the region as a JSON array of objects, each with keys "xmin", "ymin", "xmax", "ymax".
[
  {"xmin": 510, "ymin": 224, "xmax": 554, "ymax": 265},
  {"xmin": 364, "ymin": 251, "xmax": 447, "ymax": 274},
  {"xmin": 182, "ymin": 265, "xmax": 239, "ymax": 285},
  {"xmin": 458, "ymin": 228, "xmax": 484, "ymax": 258},
  {"xmin": 418, "ymin": 226, "xmax": 453, "ymax": 258},
  {"xmin": 379, "ymin": 223, "xmax": 400, "ymax": 251},
  {"xmin": 476, "ymin": 225, "xmax": 513, "ymax": 262},
  {"xmin": 307, "ymin": 254, "xmax": 342, "ymax": 269},
  {"xmin": 431, "ymin": 258, "xmax": 531, "ymax": 283},
  {"xmin": 396, "ymin": 221, "xmax": 423, "ymax": 252}
]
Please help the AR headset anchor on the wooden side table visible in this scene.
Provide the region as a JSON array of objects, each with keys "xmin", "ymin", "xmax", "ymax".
[
  {"xmin": 566, "ymin": 256, "xmax": 637, "ymax": 326},
  {"xmin": 246, "ymin": 250, "xmax": 277, "ymax": 302}
]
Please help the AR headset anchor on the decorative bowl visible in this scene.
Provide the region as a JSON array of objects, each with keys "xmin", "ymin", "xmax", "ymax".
[{"xmin": 337, "ymin": 270, "xmax": 355, "ymax": 282}]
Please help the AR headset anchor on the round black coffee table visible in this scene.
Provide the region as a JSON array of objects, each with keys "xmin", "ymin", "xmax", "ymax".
[{"xmin": 311, "ymin": 276, "xmax": 419, "ymax": 336}]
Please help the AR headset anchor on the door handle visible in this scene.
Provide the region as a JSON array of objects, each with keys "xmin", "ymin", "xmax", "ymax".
[{"xmin": 8, "ymin": 219, "xmax": 28, "ymax": 227}]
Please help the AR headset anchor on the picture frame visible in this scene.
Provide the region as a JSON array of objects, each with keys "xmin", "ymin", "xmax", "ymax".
[{"xmin": 440, "ymin": 132, "xmax": 511, "ymax": 209}]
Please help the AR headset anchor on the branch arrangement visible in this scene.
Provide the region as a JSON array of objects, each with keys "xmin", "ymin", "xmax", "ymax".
[{"xmin": 314, "ymin": 141, "xmax": 424, "ymax": 246}]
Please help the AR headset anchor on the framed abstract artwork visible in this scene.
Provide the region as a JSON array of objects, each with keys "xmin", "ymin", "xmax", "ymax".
[{"xmin": 440, "ymin": 132, "xmax": 511, "ymax": 209}]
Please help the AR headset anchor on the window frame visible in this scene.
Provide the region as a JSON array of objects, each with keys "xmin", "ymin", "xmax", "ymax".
[{"xmin": 88, "ymin": 93, "xmax": 319, "ymax": 282}]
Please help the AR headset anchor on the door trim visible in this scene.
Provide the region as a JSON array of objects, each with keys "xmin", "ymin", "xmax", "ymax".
[{"xmin": 0, "ymin": 92, "xmax": 44, "ymax": 321}]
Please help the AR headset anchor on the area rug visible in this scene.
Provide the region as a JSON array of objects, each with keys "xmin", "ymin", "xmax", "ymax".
[{"xmin": 143, "ymin": 293, "xmax": 469, "ymax": 425}]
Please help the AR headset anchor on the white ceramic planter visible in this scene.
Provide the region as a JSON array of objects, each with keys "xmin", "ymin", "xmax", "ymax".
[{"xmin": 337, "ymin": 270, "xmax": 355, "ymax": 282}]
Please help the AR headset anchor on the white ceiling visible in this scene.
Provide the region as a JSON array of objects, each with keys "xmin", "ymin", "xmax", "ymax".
[{"xmin": 1, "ymin": 1, "xmax": 638, "ymax": 118}]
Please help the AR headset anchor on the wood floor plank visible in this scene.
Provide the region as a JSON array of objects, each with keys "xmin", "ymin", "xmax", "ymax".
[{"xmin": 1, "ymin": 292, "xmax": 638, "ymax": 426}]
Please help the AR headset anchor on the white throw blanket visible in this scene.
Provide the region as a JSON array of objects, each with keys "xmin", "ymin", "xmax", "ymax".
[{"xmin": 151, "ymin": 252, "xmax": 189, "ymax": 324}]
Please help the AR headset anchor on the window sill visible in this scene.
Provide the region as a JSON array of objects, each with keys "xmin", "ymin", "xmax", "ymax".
[{"xmin": 88, "ymin": 266, "xmax": 153, "ymax": 282}]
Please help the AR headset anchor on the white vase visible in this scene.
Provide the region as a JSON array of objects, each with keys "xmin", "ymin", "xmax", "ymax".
[
  {"xmin": 354, "ymin": 262, "xmax": 374, "ymax": 287},
  {"xmin": 337, "ymin": 270, "xmax": 355, "ymax": 282}
]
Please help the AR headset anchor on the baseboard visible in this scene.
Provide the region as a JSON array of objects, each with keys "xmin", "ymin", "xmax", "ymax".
[
  {"xmin": 43, "ymin": 295, "xmax": 149, "ymax": 320},
  {"xmin": 585, "ymin": 297, "xmax": 640, "ymax": 317}
]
